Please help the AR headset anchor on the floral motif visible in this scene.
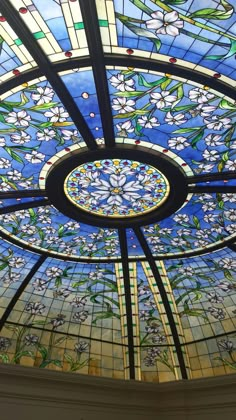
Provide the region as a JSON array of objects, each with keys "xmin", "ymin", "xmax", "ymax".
[{"xmin": 65, "ymin": 159, "xmax": 169, "ymax": 217}]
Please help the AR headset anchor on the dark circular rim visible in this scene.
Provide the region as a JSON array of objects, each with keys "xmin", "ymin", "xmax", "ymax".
[{"xmin": 46, "ymin": 144, "xmax": 188, "ymax": 228}]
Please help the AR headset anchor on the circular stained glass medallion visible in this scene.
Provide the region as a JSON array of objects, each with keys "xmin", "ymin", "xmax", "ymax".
[{"xmin": 64, "ymin": 159, "xmax": 170, "ymax": 218}]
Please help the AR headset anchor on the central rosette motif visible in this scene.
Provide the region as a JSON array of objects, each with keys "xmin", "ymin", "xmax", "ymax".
[{"xmin": 64, "ymin": 159, "xmax": 169, "ymax": 218}]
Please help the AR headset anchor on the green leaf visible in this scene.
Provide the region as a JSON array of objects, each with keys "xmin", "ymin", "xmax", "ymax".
[
  {"xmin": 4, "ymin": 147, "xmax": 24, "ymax": 164},
  {"xmin": 55, "ymin": 277, "xmax": 62, "ymax": 288},
  {"xmin": 224, "ymin": 269, "xmax": 233, "ymax": 280},
  {"xmin": 114, "ymin": 90, "xmax": 144, "ymax": 98},
  {"xmin": 224, "ymin": 126, "xmax": 235, "ymax": 147},
  {"xmin": 39, "ymin": 359, "xmax": 62, "ymax": 369},
  {"xmin": 58, "ymin": 225, "xmax": 64, "ymax": 237},
  {"xmin": 191, "ymin": 129, "xmax": 204, "ymax": 149},
  {"xmin": 160, "ymin": 78, "xmax": 172, "ymax": 91},
  {"xmin": 189, "ymin": 0, "xmax": 234, "ymax": 20},
  {"xmin": 0, "ymin": 262, "xmax": 8, "ymax": 271},
  {"xmin": 0, "ymin": 354, "xmax": 9, "ymax": 363},
  {"xmin": 54, "ymin": 336, "xmax": 68, "ymax": 346},
  {"xmin": 14, "ymin": 350, "xmax": 34, "ymax": 362},
  {"xmin": 219, "ymin": 99, "xmax": 236, "ymax": 110},
  {"xmin": 64, "ymin": 353, "xmax": 74, "ymax": 364},
  {"xmin": 38, "ymin": 345, "xmax": 48, "ymax": 360},
  {"xmin": 39, "ymin": 122, "xmax": 53, "ymax": 128},
  {"xmin": 222, "ymin": 151, "xmax": 229, "ymax": 162},
  {"xmin": 31, "ymin": 102, "xmax": 58, "ymax": 111},
  {"xmin": 138, "ymin": 74, "xmax": 167, "ymax": 88},
  {"xmin": 193, "ymin": 216, "xmax": 201, "ymax": 229},
  {"xmin": 206, "ymin": 39, "xmax": 236, "ymax": 60},
  {"xmin": 218, "ymin": 160, "xmax": 225, "ymax": 172},
  {"xmin": 172, "ymin": 127, "xmax": 200, "ymax": 134},
  {"xmin": 115, "ymin": 109, "xmax": 149, "ymax": 119}
]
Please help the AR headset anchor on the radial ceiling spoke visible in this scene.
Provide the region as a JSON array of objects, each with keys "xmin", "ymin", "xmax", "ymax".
[
  {"xmin": 0, "ymin": 254, "xmax": 46, "ymax": 332},
  {"xmin": 118, "ymin": 228, "xmax": 135, "ymax": 380},
  {"xmin": 79, "ymin": 0, "xmax": 115, "ymax": 147},
  {"xmin": 187, "ymin": 172, "xmax": 236, "ymax": 184},
  {"xmin": 0, "ymin": 0, "xmax": 97, "ymax": 150},
  {"xmin": 134, "ymin": 227, "xmax": 188, "ymax": 380},
  {"xmin": 0, "ymin": 198, "xmax": 50, "ymax": 215},
  {"xmin": 0, "ymin": 190, "xmax": 46, "ymax": 200},
  {"xmin": 189, "ymin": 186, "xmax": 236, "ymax": 193},
  {"xmin": 228, "ymin": 244, "xmax": 236, "ymax": 252}
]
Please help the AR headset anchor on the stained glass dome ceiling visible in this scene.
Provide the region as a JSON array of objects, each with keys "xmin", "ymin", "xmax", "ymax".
[{"xmin": 0, "ymin": 0, "xmax": 235, "ymax": 384}]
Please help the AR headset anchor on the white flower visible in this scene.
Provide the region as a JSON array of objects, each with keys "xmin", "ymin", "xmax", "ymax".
[
  {"xmin": 6, "ymin": 110, "xmax": 31, "ymax": 127},
  {"xmin": 205, "ymin": 134, "xmax": 222, "ymax": 147},
  {"xmin": 61, "ymin": 129, "xmax": 79, "ymax": 141},
  {"xmin": 202, "ymin": 149, "xmax": 219, "ymax": 161},
  {"xmin": 202, "ymin": 201, "xmax": 216, "ymax": 212},
  {"xmin": 0, "ymin": 137, "xmax": 6, "ymax": 147},
  {"xmin": 116, "ymin": 120, "xmax": 134, "ymax": 134},
  {"xmin": 91, "ymin": 173, "xmax": 142, "ymax": 207},
  {"xmin": 83, "ymin": 243, "xmax": 97, "ymax": 253},
  {"xmin": 6, "ymin": 169, "xmax": 22, "ymax": 181},
  {"xmin": 204, "ymin": 116, "xmax": 232, "ymax": 130},
  {"xmin": 31, "ymin": 86, "xmax": 54, "ymax": 105},
  {"xmin": 150, "ymin": 90, "xmax": 177, "ymax": 109},
  {"xmin": 73, "ymin": 311, "xmax": 89, "ymax": 323},
  {"xmin": 10, "ymin": 132, "xmax": 31, "ymax": 144},
  {"xmin": 230, "ymin": 141, "xmax": 236, "ymax": 149},
  {"xmin": 208, "ymin": 307, "xmax": 225, "ymax": 320},
  {"xmin": 64, "ymin": 221, "xmax": 80, "ymax": 231},
  {"xmin": 173, "ymin": 214, "xmax": 189, "ymax": 223},
  {"xmin": 207, "ymin": 291, "xmax": 224, "ymax": 304},
  {"xmin": 37, "ymin": 129, "xmax": 56, "ymax": 141},
  {"xmin": 46, "ymin": 267, "xmax": 63, "ymax": 278},
  {"xmin": 109, "ymin": 73, "xmax": 135, "ymax": 91},
  {"xmin": 146, "ymin": 11, "xmax": 183, "ymax": 36},
  {"xmin": 194, "ymin": 163, "xmax": 215, "ymax": 174},
  {"xmin": 0, "ymin": 158, "xmax": 10, "ymax": 169},
  {"xmin": 188, "ymin": 88, "xmax": 215, "ymax": 104},
  {"xmin": 204, "ymin": 214, "xmax": 217, "ymax": 223},
  {"xmin": 226, "ymin": 224, "xmax": 236, "ymax": 234},
  {"xmin": 165, "ymin": 111, "xmax": 187, "ymax": 125},
  {"xmin": 171, "ymin": 237, "xmax": 188, "ymax": 246},
  {"xmin": 32, "ymin": 279, "xmax": 47, "ymax": 291},
  {"xmin": 194, "ymin": 239, "xmax": 208, "ymax": 247},
  {"xmin": 168, "ymin": 136, "xmax": 189, "ymax": 150},
  {"xmin": 25, "ymin": 302, "xmax": 45, "ymax": 315},
  {"xmin": 25, "ymin": 150, "xmax": 45, "ymax": 163},
  {"xmin": 74, "ymin": 341, "xmax": 89, "ymax": 353},
  {"xmin": 137, "ymin": 116, "xmax": 160, "ymax": 128},
  {"xmin": 44, "ymin": 106, "xmax": 69, "ymax": 122},
  {"xmin": 219, "ymin": 258, "xmax": 236, "ymax": 270},
  {"xmin": 177, "ymin": 228, "xmax": 191, "ymax": 236},
  {"xmin": 224, "ymin": 209, "xmax": 236, "ymax": 221},
  {"xmin": 222, "ymin": 193, "xmax": 236, "ymax": 203},
  {"xmin": 112, "ymin": 97, "xmax": 135, "ymax": 114},
  {"xmin": 21, "ymin": 224, "xmax": 37, "ymax": 235},
  {"xmin": 225, "ymin": 159, "xmax": 236, "ymax": 171},
  {"xmin": 9, "ymin": 257, "xmax": 25, "ymax": 268},
  {"xmin": 178, "ymin": 267, "xmax": 194, "ymax": 276},
  {"xmin": 218, "ymin": 340, "xmax": 235, "ymax": 352},
  {"xmin": 0, "ymin": 182, "xmax": 11, "ymax": 191}
]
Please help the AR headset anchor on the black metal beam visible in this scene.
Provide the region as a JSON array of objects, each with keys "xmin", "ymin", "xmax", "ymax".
[
  {"xmin": 188, "ymin": 172, "xmax": 236, "ymax": 184},
  {"xmin": 0, "ymin": 198, "xmax": 50, "ymax": 215},
  {"xmin": 0, "ymin": 190, "xmax": 46, "ymax": 199},
  {"xmin": 79, "ymin": 0, "xmax": 115, "ymax": 147},
  {"xmin": 228, "ymin": 244, "xmax": 236, "ymax": 252},
  {"xmin": 134, "ymin": 227, "xmax": 188, "ymax": 380},
  {"xmin": 0, "ymin": 0, "xmax": 97, "ymax": 150},
  {"xmin": 0, "ymin": 254, "xmax": 46, "ymax": 331},
  {"xmin": 118, "ymin": 228, "xmax": 135, "ymax": 379},
  {"xmin": 189, "ymin": 186, "xmax": 236, "ymax": 194}
]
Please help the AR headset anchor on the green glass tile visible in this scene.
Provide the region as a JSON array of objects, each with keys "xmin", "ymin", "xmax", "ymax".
[
  {"xmin": 15, "ymin": 38, "xmax": 22, "ymax": 46},
  {"xmin": 74, "ymin": 22, "xmax": 85, "ymax": 30},
  {"xmin": 33, "ymin": 31, "xmax": 45, "ymax": 40},
  {"xmin": 99, "ymin": 19, "xmax": 109, "ymax": 27}
]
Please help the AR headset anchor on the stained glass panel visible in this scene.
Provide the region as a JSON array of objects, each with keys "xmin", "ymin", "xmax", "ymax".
[
  {"xmin": 9, "ymin": 0, "xmax": 88, "ymax": 61},
  {"xmin": 107, "ymin": 67, "xmax": 236, "ymax": 175},
  {"xmin": 112, "ymin": 0, "xmax": 236, "ymax": 81},
  {"xmin": 163, "ymin": 248, "xmax": 236, "ymax": 343},
  {"xmin": 0, "ymin": 205, "xmax": 120, "ymax": 259},
  {"xmin": 143, "ymin": 193, "xmax": 236, "ymax": 256}
]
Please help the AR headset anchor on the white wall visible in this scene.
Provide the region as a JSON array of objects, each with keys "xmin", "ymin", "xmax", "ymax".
[{"xmin": 1, "ymin": 364, "xmax": 236, "ymax": 420}]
